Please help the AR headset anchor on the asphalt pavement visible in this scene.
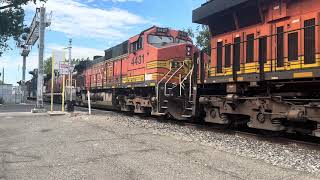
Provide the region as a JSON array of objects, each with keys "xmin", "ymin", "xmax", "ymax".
[{"xmin": 0, "ymin": 105, "xmax": 318, "ymax": 180}]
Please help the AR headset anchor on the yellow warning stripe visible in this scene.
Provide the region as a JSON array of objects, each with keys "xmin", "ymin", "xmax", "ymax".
[{"xmin": 293, "ymin": 72, "xmax": 313, "ymax": 78}]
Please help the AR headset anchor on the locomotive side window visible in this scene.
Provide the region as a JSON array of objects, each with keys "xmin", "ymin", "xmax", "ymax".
[
  {"xmin": 259, "ymin": 36, "xmax": 267, "ymax": 64},
  {"xmin": 216, "ymin": 41, "xmax": 223, "ymax": 73},
  {"xmin": 246, "ymin": 34, "xmax": 254, "ymax": 63},
  {"xmin": 233, "ymin": 37, "xmax": 241, "ymax": 71},
  {"xmin": 276, "ymin": 27, "xmax": 284, "ymax": 67},
  {"xmin": 225, "ymin": 44, "xmax": 231, "ymax": 67},
  {"xmin": 304, "ymin": 18, "xmax": 316, "ymax": 64},
  {"xmin": 131, "ymin": 36, "xmax": 144, "ymax": 52},
  {"xmin": 288, "ymin": 32, "xmax": 298, "ymax": 61}
]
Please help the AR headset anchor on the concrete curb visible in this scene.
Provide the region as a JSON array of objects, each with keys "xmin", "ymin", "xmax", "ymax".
[
  {"xmin": 48, "ymin": 111, "xmax": 66, "ymax": 116},
  {"xmin": 0, "ymin": 112, "xmax": 49, "ymax": 117}
]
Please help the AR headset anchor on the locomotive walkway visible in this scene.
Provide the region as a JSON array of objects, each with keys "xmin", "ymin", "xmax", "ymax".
[{"xmin": 0, "ymin": 103, "xmax": 319, "ymax": 179}]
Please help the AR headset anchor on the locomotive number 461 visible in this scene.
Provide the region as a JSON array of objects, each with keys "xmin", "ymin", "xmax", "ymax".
[{"xmin": 131, "ymin": 55, "xmax": 144, "ymax": 65}]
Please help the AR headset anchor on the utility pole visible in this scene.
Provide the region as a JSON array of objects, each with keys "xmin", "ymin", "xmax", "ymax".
[
  {"xmin": 18, "ymin": 6, "xmax": 51, "ymax": 110},
  {"xmin": 22, "ymin": 56, "xmax": 26, "ymax": 81},
  {"xmin": 68, "ymin": 39, "xmax": 72, "ymax": 102},
  {"xmin": 66, "ymin": 38, "xmax": 74, "ymax": 112},
  {"xmin": 20, "ymin": 49, "xmax": 29, "ymax": 104},
  {"xmin": 35, "ymin": 7, "xmax": 46, "ymax": 110}
]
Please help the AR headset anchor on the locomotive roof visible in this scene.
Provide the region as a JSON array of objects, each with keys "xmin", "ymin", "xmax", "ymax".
[
  {"xmin": 193, "ymin": 0, "xmax": 249, "ymax": 24},
  {"xmin": 88, "ymin": 26, "xmax": 189, "ymax": 67}
]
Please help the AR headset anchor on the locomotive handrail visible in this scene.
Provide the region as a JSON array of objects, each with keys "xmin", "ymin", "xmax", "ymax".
[
  {"xmin": 188, "ymin": 66, "xmax": 193, "ymax": 101},
  {"xmin": 179, "ymin": 65, "xmax": 194, "ymax": 97},
  {"xmin": 156, "ymin": 67, "xmax": 176, "ymax": 113},
  {"xmin": 164, "ymin": 61, "xmax": 185, "ymax": 96},
  {"xmin": 210, "ymin": 56, "xmax": 320, "ymax": 76}
]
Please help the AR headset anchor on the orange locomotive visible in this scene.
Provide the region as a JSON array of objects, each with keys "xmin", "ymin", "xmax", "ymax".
[
  {"xmin": 193, "ymin": 0, "xmax": 320, "ymax": 136},
  {"xmin": 76, "ymin": 26, "xmax": 199, "ymax": 119}
]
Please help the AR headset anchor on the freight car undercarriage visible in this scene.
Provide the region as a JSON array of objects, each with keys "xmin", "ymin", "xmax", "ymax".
[{"xmin": 199, "ymin": 80, "xmax": 320, "ymax": 137}]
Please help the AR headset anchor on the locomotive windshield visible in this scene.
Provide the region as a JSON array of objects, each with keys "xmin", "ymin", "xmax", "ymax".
[{"xmin": 148, "ymin": 35, "xmax": 174, "ymax": 47}]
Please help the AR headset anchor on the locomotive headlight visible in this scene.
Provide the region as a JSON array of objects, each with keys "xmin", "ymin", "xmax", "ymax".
[{"xmin": 186, "ymin": 46, "xmax": 192, "ymax": 56}]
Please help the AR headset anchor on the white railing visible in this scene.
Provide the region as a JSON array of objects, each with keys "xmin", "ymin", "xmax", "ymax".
[
  {"xmin": 164, "ymin": 62, "xmax": 185, "ymax": 96},
  {"xmin": 179, "ymin": 65, "xmax": 194, "ymax": 97}
]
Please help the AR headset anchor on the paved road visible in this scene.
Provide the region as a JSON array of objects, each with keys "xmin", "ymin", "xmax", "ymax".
[
  {"xmin": 0, "ymin": 102, "xmax": 102, "ymax": 115},
  {"xmin": 0, "ymin": 111, "xmax": 318, "ymax": 179}
]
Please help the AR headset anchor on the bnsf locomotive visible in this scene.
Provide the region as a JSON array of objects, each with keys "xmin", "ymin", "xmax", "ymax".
[
  {"xmin": 193, "ymin": 0, "xmax": 320, "ymax": 137},
  {"xmin": 73, "ymin": 26, "xmax": 204, "ymax": 120},
  {"xmin": 41, "ymin": 0, "xmax": 320, "ymax": 138}
]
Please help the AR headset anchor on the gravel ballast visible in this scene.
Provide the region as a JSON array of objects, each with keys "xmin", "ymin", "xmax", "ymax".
[{"xmin": 72, "ymin": 111, "xmax": 320, "ymax": 177}]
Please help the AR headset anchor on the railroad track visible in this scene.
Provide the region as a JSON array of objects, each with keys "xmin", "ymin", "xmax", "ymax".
[
  {"xmin": 132, "ymin": 112, "xmax": 320, "ymax": 150},
  {"xmin": 57, "ymin": 103, "xmax": 320, "ymax": 149}
]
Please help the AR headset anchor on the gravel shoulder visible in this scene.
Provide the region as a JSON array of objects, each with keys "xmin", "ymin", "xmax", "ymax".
[{"xmin": 0, "ymin": 111, "xmax": 319, "ymax": 179}]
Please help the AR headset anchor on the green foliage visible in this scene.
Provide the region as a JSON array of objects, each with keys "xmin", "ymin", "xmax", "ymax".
[
  {"xmin": 74, "ymin": 60, "xmax": 91, "ymax": 74},
  {"xmin": 0, "ymin": 7, "xmax": 24, "ymax": 56},
  {"xmin": 44, "ymin": 56, "xmax": 52, "ymax": 76},
  {"xmin": 185, "ymin": 25, "xmax": 211, "ymax": 55},
  {"xmin": 195, "ymin": 25, "xmax": 211, "ymax": 55},
  {"xmin": 44, "ymin": 56, "xmax": 90, "ymax": 77},
  {"xmin": 0, "ymin": 0, "xmax": 47, "ymax": 56}
]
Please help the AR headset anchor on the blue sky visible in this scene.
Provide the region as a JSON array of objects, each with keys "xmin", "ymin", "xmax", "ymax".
[{"xmin": 0, "ymin": 0, "xmax": 205, "ymax": 85}]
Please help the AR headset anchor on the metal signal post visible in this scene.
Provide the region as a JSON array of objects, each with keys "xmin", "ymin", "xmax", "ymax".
[
  {"xmin": 66, "ymin": 39, "xmax": 74, "ymax": 112},
  {"xmin": 23, "ymin": 6, "xmax": 51, "ymax": 113}
]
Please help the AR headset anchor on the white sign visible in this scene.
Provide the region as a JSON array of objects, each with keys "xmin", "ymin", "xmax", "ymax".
[
  {"xmin": 59, "ymin": 63, "xmax": 75, "ymax": 75},
  {"xmin": 59, "ymin": 63, "xmax": 69, "ymax": 75},
  {"xmin": 52, "ymin": 50, "xmax": 65, "ymax": 70}
]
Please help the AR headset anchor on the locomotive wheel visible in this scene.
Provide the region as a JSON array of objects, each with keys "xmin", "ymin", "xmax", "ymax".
[{"xmin": 217, "ymin": 114, "xmax": 234, "ymax": 129}]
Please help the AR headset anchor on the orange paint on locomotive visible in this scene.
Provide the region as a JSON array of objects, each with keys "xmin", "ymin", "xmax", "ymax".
[{"xmin": 205, "ymin": 0, "xmax": 320, "ymax": 80}]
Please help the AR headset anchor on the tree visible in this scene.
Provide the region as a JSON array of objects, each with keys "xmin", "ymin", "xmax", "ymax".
[
  {"xmin": 195, "ymin": 25, "xmax": 211, "ymax": 56},
  {"xmin": 74, "ymin": 60, "xmax": 91, "ymax": 74},
  {"xmin": 0, "ymin": 0, "xmax": 47, "ymax": 56},
  {"xmin": 185, "ymin": 25, "xmax": 211, "ymax": 55},
  {"xmin": 43, "ymin": 56, "xmax": 52, "ymax": 76}
]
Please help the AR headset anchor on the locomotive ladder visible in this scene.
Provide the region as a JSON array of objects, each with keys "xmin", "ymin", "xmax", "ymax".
[
  {"xmin": 179, "ymin": 64, "xmax": 194, "ymax": 100},
  {"xmin": 179, "ymin": 65, "xmax": 195, "ymax": 118},
  {"xmin": 155, "ymin": 61, "xmax": 185, "ymax": 114},
  {"xmin": 164, "ymin": 61, "xmax": 186, "ymax": 96}
]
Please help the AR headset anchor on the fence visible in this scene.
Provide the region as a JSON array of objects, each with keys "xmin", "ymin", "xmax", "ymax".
[
  {"xmin": 0, "ymin": 84, "xmax": 14, "ymax": 104},
  {"xmin": 0, "ymin": 84, "xmax": 24, "ymax": 104}
]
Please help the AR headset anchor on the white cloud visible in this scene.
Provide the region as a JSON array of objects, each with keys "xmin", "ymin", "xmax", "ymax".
[
  {"xmin": 24, "ymin": 0, "xmax": 148, "ymax": 40},
  {"xmin": 48, "ymin": 43, "xmax": 104, "ymax": 59},
  {"xmin": 0, "ymin": 43, "xmax": 104, "ymax": 84}
]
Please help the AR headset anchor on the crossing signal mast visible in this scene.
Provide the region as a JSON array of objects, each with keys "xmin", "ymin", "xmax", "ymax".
[{"xmin": 19, "ymin": 7, "xmax": 51, "ymax": 112}]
